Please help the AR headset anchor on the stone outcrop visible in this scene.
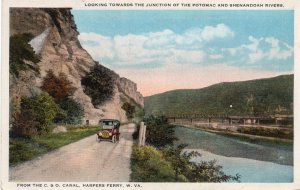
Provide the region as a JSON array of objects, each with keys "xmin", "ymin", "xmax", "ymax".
[
  {"xmin": 9, "ymin": 8, "xmax": 144, "ymax": 124},
  {"xmin": 118, "ymin": 77, "xmax": 144, "ymax": 107}
]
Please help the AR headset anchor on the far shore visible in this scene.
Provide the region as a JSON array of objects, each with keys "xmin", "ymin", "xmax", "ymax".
[{"xmin": 171, "ymin": 123, "xmax": 293, "ymax": 144}]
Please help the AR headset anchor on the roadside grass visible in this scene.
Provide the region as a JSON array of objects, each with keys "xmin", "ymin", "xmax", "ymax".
[
  {"xmin": 9, "ymin": 138, "xmax": 47, "ymax": 166},
  {"xmin": 10, "ymin": 126, "xmax": 99, "ymax": 166}
]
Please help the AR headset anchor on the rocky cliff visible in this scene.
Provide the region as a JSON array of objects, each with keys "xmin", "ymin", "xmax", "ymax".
[
  {"xmin": 10, "ymin": 8, "xmax": 144, "ymax": 124},
  {"xmin": 118, "ymin": 77, "xmax": 144, "ymax": 107}
]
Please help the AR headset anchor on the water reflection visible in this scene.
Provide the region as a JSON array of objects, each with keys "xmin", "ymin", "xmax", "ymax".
[{"xmin": 175, "ymin": 126, "xmax": 293, "ymax": 182}]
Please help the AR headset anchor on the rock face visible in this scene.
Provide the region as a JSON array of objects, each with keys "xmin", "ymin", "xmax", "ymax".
[
  {"xmin": 118, "ymin": 77, "xmax": 144, "ymax": 107},
  {"xmin": 10, "ymin": 8, "xmax": 144, "ymax": 124}
]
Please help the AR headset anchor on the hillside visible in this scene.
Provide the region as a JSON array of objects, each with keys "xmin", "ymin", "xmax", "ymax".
[
  {"xmin": 9, "ymin": 8, "xmax": 143, "ymax": 125},
  {"xmin": 145, "ymin": 75, "xmax": 293, "ymax": 116}
]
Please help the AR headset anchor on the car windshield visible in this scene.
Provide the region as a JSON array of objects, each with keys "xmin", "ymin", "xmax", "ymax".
[
  {"xmin": 101, "ymin": 120, "xmax": 116, "ymax": 130},
  {"xmin": 102, "ymin": 121, "xmax": 113, "ymax": 126}
]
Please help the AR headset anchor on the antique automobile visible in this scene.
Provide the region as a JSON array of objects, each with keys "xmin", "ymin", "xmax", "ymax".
[{"xmin": 96, "ymin": 119, "xmax": 121, "ymax": 143}]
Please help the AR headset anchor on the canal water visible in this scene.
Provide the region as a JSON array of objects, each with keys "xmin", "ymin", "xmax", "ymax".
[{"xmin": 175, "ymin": 126, "xmax": 293, "ymax": 182}]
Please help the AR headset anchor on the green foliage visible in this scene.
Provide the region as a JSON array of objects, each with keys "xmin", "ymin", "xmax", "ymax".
[
  {"xmin": 186, "ymin": 160, "xmax": 240, "ymax": 182},
  {"xmin": 10, "ymin": 33, "xmax": 40, "ymax": 77},
  {"xmin": 133, "ymin": 106, "xmax": 145, "ymax": 123},
  {"xmin": 12, "ymin": 92, "xmax": 59, "ymax": 137},
  {"xmin": 81, "ymin": 64, "xmax": 116, "ymax": 107},
  {"xmin": 130, "ymin": 144, "xmax": 240, "ymax": 182},
  {"xmin": 122, "ymin": 102, "xmax": 135, "ymax": 119},
  {"xmin": 58, "ymin": 98, "xmax": 85, "ymax": 125},
  {"xmin": 12, "ymin": 109, "xmax": 41, "ymax": 138},
  {"xmin": 9, "ymin": 138, "xmax": 45, "ymax": 166},
  {"xmin": 41, "ymin": 70, "xmax": 76, "ymax": 103},
  {"xmin": 162, "ymin": 145, "xmax": 240, "ymax": 182},
  {"xmin": 144, "ymin": 115, "xmax": 177, "ymax": 148},
  {"xmin": 131, "ymin": 115, "xmax": 240, "ymax": 182},
  {"xmin": 162, "ymin": 144, "xmax": 198, "ymax": 181},
  {"xmin": 145, "ymin": 75, "xmax": 293, "ymax": 116},
  {"xmin": 9, "ymin": 126, "xmax": 99, "ymax": 166},
  {"xmin": 40, "ymin": 70, "xmax": 84, "ymax": 124},
  {"xmin": 130, "ymin": 145, "xmax": 177, "ymax": 182}
]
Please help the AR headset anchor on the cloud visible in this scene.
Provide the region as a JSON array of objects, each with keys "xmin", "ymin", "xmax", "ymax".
[
  {"xmin": 78, "ymin": 26, "xmax": 293, "ymax": 96},
  {"xmin": 265, "ymin": 37, "xmax": 293, "ymax": 60},
  {"xmin": 200, "ymin": 23, "xmax": 234, "ymax": 41},
  {"xmin": 223, "ymin": 36, "xmax": 293, "ymax": 64},
  {"xmin": 244, "ymin": 36, "xmax": 263, "ymax": 51},
  {"xmin": 78, "ymin": 33, "xmax": 114, "ymax": 60},
  {"xmin": 78, "ymin": 23, "xmax": 234, "ymax": 67}
]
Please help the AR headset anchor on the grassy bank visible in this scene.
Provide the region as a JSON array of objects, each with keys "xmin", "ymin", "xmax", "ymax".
[{"xmin": 10, "ymin": 126, "xmax": 99, "ymax": 166}]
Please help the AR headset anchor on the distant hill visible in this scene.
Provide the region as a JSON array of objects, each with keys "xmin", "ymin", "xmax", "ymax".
[{"xmin": 145, "ymin": 75, "xmax": 293, "ymax": 117}]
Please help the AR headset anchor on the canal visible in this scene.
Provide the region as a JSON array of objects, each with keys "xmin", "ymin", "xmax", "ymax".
[{"xmin": 174, "ymin": 126, "xmax": 293, "ymax": 182}]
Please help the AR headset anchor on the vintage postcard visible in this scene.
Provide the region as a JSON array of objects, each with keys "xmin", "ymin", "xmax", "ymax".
[{"xmin": 1, "ymin": 0, "xmax": 300, "ymax": 190}]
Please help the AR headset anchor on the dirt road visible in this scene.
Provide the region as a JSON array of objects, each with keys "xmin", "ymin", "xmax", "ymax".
[{"xmin": 10, "ymin": 123, "xmax": 135, "ymax": 182}]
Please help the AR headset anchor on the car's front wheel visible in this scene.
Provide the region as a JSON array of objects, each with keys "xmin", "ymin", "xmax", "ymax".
[
  {"xmin": 96, "ymin": 135, "xmax": 101, "ymax": 143},
  {"xmin": 112, "ymin": 135, "xmax": 117, "ymax": 143}
]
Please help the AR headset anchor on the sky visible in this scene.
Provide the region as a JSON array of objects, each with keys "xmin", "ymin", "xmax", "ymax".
[{"xmin": 72, "ymin": 10, "xmax": 294, "ymax": 96}]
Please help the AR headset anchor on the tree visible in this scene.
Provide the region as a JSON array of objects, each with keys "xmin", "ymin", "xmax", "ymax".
[
  {"xmin": 81, "ymin": 64, "xmax": 116, "ymax": 107},
  {"xmin": 58, "ymin": 98, "xmax": 85, "ymax": 124},
  {"xmin": 12, "ymin": 92, "xmax": 59, "ymax": 137},
  {"xmin": 41, "ymin": 70, "xmax": 76, "ymax": 103},
  {"xmin": 144, "ymin": 115, "xmax": 178, "ymax": 148},
  {"xmin": 10, "ymin": 33, "xmax": 40, "ymax": 77},
  {"xmin": 122, "ymin": 102, "xmax": 135, "ymax": 119}
]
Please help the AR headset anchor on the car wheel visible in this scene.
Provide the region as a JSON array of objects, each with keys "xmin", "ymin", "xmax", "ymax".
[
  {"xmin": 112, "ymin": 135, "xmax": 116, "ymax": 143},
  {"xmin": 96, "ymin": 135, "xmax": 101, "ymax": 143}
]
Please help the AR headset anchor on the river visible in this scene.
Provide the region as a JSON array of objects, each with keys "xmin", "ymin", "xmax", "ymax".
[{"xmin": 174, "ymin": 126, "xmax": 293, "ymax": 182}]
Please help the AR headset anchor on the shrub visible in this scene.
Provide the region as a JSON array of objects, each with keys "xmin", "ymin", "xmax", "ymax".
[
  {"xmin": 131, "ymin": 144, "xmax": 240, "ymax": 182},
  {"xmin": 58, "ymin": 98, "xmax": 85, "ymax": 124},
  {"xmin": 12, "ymin": 92, "xmax": 59, "ymax": 137},
  {"xmin": 12, "ymin": 109, "xmax": 41, "ymax": 138},
  {"xmin": 10, "ymin": 33, "xmax": 40, "ymax": 77},
  {"xmin": 163, "ymin": 144, "xmax": 240, "ymax": 182},
  {"xmin": 130, "ymin": 145, "xmax": 177, "ymax": 182},
  {"xmin": 185, "ymin": 160, "xmax": 240, "ymax": 182},
  {"xmin": 122, "ymin": 102, "xmax": 135, "ymax": 119},
  {"xmin": 144, "ymin": 115, "xmax": 177, "ymax": 148},
  {"xmin": 81, "ymin": 64, "xmax": 116, "ymax": 107},
  {"xmin": 41, "ymin": 70, "xmax": 76, "ymax": 103}
]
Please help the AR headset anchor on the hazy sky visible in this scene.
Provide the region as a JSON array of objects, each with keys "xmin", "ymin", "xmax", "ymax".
[{"xmin": 72, "ymin": 10, "xmax": 294, "ymax": 96}]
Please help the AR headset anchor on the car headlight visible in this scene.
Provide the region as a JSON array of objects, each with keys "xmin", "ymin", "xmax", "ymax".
[
  {"xmin": 98, "ymin": 132, "xmax": 102, "ymax": 136},
  {"xmin": 109, "ymin": 132, "xmax": 112, "ymax": 136}
]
